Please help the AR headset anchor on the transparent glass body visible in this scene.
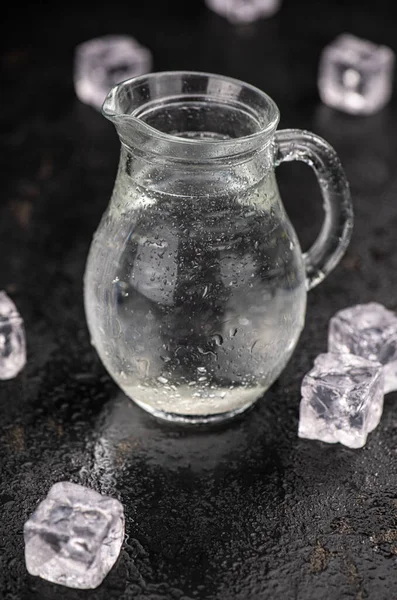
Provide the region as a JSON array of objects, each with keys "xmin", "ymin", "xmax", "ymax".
[{"xmin": 84, "ymin": 72, "xmax": 353, "ymax": 423}]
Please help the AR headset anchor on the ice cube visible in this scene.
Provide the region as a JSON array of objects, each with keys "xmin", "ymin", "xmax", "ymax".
[
  {"xmin": 318, "ymin": 34, "xmax": 395, "ymax": 115},
  {"xmin": 74, "ymin": 35, "xmax": 152, "ymax": 111},
  {"xmin": 205, "ymin": 0, "xmax": 282, "ymax": 24},
  {"xmin": 0, "ymin": 291, "xmax": 26, "ymax": 380},
  {"xmin": 328, "ymin": 302, "xmax": 397, "ymax": 394},
  {"xmin": 298, "ymin": 353, "xmax": 384, "ymax": 449},
  {"xmin": 24, "ymin": 482, "xmax": 124, "ymax": 589}
]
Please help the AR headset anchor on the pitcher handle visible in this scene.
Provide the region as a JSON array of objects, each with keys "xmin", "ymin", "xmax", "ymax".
[{"xmin": 274, "ymin": 129, "xmax": 353, "ymax": 290}]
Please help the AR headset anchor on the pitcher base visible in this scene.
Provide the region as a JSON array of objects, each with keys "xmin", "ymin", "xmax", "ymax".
[{"xmin": 131, "ymin": 397, "xmax": 258, "ymax": 424}]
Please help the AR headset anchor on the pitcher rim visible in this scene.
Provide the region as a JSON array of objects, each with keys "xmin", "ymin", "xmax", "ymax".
[{"xmin": 102, "ymin": 70, "xmax": 280, "ymax": 151}]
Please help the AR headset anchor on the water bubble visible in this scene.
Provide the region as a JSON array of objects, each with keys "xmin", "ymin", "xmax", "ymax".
[
  {"xmin": 157, "ymin": 376, "xmax": 168, "ymax": 384},
  {"xmin": 197, "ymin": 367, "xmax": 206, "ymax": 373}
]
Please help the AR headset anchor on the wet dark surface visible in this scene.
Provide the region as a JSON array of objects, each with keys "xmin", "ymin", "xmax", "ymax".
[{"xmin": 2, "ymin": 1, "xmax": 397, "ymax": 598}]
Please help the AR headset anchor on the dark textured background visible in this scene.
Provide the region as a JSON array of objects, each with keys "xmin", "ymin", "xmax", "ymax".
[{"xmin": 2, "ymin": 1, "xmax": 397, "ymax": 598}]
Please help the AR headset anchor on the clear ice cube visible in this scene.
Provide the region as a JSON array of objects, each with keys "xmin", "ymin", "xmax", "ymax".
[
  {"xmin": 24, "ymin": 482, "xmax": 125, "ymax": 589},
  {"xmin": 0, "ymin": 291, "xmax": 26, "ymax": 380},
  {"xmin": 205, "ymin": 0, "xmax": 282, "ymax": 24},
  {"xmin": 74, "ymin": 35, "xmax": 152, "ymax": 111},
  {"xmin": 318, "ymin": 34, "xmax": 395, "ymax": 115},
  {"xmin": 298, "ymin": 353, "xmax": 384, "ymax": 449},
  {"xmin": 328, "ymin": 302, "xmax": 397, "ymax": 394}
]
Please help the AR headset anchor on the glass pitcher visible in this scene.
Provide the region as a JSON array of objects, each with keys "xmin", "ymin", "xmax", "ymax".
[{"xmin": 84, "ymin": 71, "xmax": 353, "ymax": 423}]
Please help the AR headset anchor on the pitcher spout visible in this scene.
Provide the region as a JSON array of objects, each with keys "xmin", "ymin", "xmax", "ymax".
[{"xmin": 102, "ymin": 80, "xmax": 149, "ymax": 150}]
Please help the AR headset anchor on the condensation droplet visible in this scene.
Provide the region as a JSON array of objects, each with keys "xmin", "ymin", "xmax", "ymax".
[{"xmin": 212, "ymin": 334, "xmax": 223, "ymax": 346}]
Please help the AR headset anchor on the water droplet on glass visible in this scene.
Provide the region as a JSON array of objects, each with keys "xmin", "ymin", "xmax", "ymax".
[
  {"xmin": 251, "ymin": 340, "xmax": 259, "ymax": 352},
  {"xmin": 212, "ymin": 334, "xmax": 223, "ymax": 346}
]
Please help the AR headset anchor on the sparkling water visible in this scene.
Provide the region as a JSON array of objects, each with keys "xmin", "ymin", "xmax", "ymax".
[{"xmin": 85, "ymin": 154, "xmax": 306, "ymax": 420}]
